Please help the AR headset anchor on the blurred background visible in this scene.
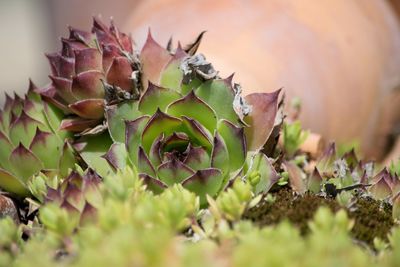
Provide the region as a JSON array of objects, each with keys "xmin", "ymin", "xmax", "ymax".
[{"xmin": 0, "ymin": 0, "xmax": 399, "ymax": 160}]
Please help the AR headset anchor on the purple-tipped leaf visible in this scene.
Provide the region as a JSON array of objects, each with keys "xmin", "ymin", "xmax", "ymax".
[
  {"xmin": 106, "ymin": 101, "xmax": 142, "ymax": 143},
  {"xmin": 102, "ymin": 142, "xmax": 129, "ymax": 171},
  {"xmin": 140, "ymin": 31, "xmax": 172, "ymax": 85},
  {"xmin": 217, "ymin": 120, "xmax": 246, "ymax": 172},
  {"xmin": 307, "ymin": 167, "xmax": 323, "ymax": 193},
  {"xmin": 9, "ymin": 143, "xmax": 43, "ymax": 181},
  {"xmin": 244, "ymin": 90, "xmax": 281, "ymax": 151},
  {"xmin": 125, "ymin": 115, "xmax": 150, "ymax": 166},
  {"xmin": 182, "ymin": 168, "xmax": 223, "ymax": 205},
  {"xmin": 247, "ymin": 152, "xmax": 279, "ymax": 194},
  {"xmin": 106, "ymin": 56, "xmax": 134, "ymax": 92},
  {"xmin": 71, "ymin": 70, "xmax": 105, "ymax": 100},
  {"xmin": 139, "ymin": 173, "xmax": 167, "ymax": 195},
  {"xmin": 166, "ymin": 90, "xmax": 217, "ymax": 133},
  {"xmin": 29, "ymin": 128, "xmax": 61, "ymax": 169},
  {"xmin": 69, "ymin": 98, "xmax": 105, "ymax": 119},
  {"xmin": 157, "ymin": 159, "xmax": 195, "ymax": 186},
  {"xmin": 138, "ymin": 82, "xmax": 181, "ymax": 115},
  {"xmin": 138, "ymin": 147, "xmax": 156, "ymax": 177},
  {"xmin": 141, "ymin": 109, "xmax": 182, "ymax": 153},
  {"xmin": 184, "ymin": 145, "xmax": 210, "ymax": 171},
  {"xmin": 283, "ymin": 161, "xmax": 306, "ymax": 194}
]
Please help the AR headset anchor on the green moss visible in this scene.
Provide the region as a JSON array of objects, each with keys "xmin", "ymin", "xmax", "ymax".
[{"xmin": 243, "ymin": 186, "xmax": 394, "ymax": 246}]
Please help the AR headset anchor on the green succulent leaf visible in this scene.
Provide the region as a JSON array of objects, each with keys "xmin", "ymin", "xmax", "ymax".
[
  {"xmin": 141, "ymin": 110, "xmax": 182, "ymax": 153},
  {"xmin": 159, "ymin": 47, "xmax": 187, "ymax": 91},
  {"xmin": 166, "ymin": 90, "xmax": 217, "ymax": 133},
  {"xmin": 126, "ymin": 115, "xmax": 150, "ymax": 166},
  {"xmin": 139, "ymin": 173, "xmax": 167, "ymax": 194},
  {"xmin": 103, "ymin": 142, "xmax": 129, "ymax": 171},
  {"xmin": 217, "ymin": 120, "xmax": 246, "ymax": 172},
  {"xmin": 138, "ymin": 82, "xmax": 181, "ymax": 114},
  {"xmin": 182, "ymin": 168, "xmax": 223, "ymax": 205},
  {"xmin": 0, "ymin": 168, "xmax": 30, "ymax": 197},
  {"xmin": 184, "ymin": 145, "xmax": 210, "ymax": 170},
  {"xmin": 76, "ymin": 133, "xmax": 113, "ymax": 177},
  {"xmin": 195, "ymin": 78, "xmax": 239, "ymax": 124},
  {"xmin": 246, "ymin": 152, "xmax": 279, "ymax": 194},
  {"xmin": 9, "ymin": 143, "xmax": 44, "ymax": 181},
  {"xmin": 9, "ymin": 111, "xmax": 45, "ymax": 147},
  {"xmin": 29, "ymin": 128, "xmax": 62, "ymax": 169},
  {"xmin": 59, "ymin": 141, "xmax": 77, "ymax": 177},
  {"xmin": 157, "ymin": 159, "xmax": 195, "ymax": 186},
  {"xmin": 106, "ymin": 101, "xmax": 142, "ymax": 143},
  {"xmin": 137, "ymin": 147, "xmax": 157, "ymax": 177}
]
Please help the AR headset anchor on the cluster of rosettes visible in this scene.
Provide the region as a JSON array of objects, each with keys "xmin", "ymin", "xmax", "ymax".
[{"xmin": 0, "ymin": 18, "xmax": 281, "ymax": 208}]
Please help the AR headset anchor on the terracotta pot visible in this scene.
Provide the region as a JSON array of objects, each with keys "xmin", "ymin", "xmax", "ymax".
[{"xmin": 125, "ymin": 0, "xmax": 400, "ymax": 159}]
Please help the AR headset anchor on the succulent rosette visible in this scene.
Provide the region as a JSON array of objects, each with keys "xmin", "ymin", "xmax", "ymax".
[
  {"xmin": 39, "ymin": 18, "xmax": 139, "ymax": 133},
  {"xmin": 45, "ymin": 169, "xmax": 102, "ymax": 225},
  {"xmin": 76, "ymin": 33, "xmax": 281, "ymax": 204},
  {"xmin": 0, "ymin": 82, "xmax": 76, "ymax": 198}
]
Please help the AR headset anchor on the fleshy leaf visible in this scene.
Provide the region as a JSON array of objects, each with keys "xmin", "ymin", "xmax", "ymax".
[
  {"xmin": 106, "ymin": 56, "xmax": 134, "ymax": 91},
  {"xmin": 157, "ymin": 159, "xmax": 195, "ymax": 186},
  {"xmin": 141, "ymin": 110, "xmax": 182, "ymax": 153},
  {"xmin": 139, "ymin": 173, "xmax": 167, "ymax": 194},
  {"xmin": 163, "ymin": 132, "xmax": 189, "ymax": 152},
  {"xmin": 210, "ymin": 132, "xmax": 229, "ymax": 175},
  {"xmin": 140, "ymin": 31, "xmax": 172, "ymax": 85},
  {"xmin": 0, "ymin": 168, "xmax": 30, "ymax": 197},
  {"xmin": 307, "ymin": 167, "xmax": 323, "ymax": 193},
  {"xmin": 149, "ymin": 134, "xmax": 164, "ymax": 168},
  {"xmin": 159, "ymin": 46, "xmax": 187, "ymax": 91},
  {"xmin": 137, "ymin": 147, "xmax": 156, "ymax": 177},
  {"xmin": 59, "ymin": 118, "xmax": 100, "ymax": 132},
  {"xmin": 74, "ymin": 48, "xmax": 102, "ymax": 73},
  {"xmin": 125, "ymin": 116, "xmax": 150, "ymax": 166},
  {"xmin": 244, "ymin": 90, "xmax": 280, "ymax": 151},
  {"xmin": 9, "ymin": 111, "xmax": 44, "ymax": 147},
  {"xmin": 29, "ymin": 128, "xmax": 61, "ymax": 169},
  {"xmin": 316, "ymin": 143, "xmax": 337, "ymax": 177},
  {"xmin": 69, "ymin": 99, "xmax": 104, "ymax": 119},
  {"xmin": 182, "ymin": 168, "xmax": 223, "ymax": 205},
  {"xmin": 106, "ymin": 101, "xmax": 142, "ymax": 143},
  {"xmin": 217, "ymin": 120, "xmax": 246, "ymax": 172},
  {"xmin": 138, "ymin": 82, "xmax": 181, "ymax": 115},
  {"xmin": 369, "ymin": 168, "xmax": 392, "ymax": 200},
  {"xmin": 76, "ymin": 133, "xmax": 113, "ymax": 177},
  {"xmin": 71, "ymin": 70, "xmax": 105, "ymax": 100},
  {"xmin": 9, "ymin": 143, "xmax": 43, "ymax": 181},
  {"xmin": 283, "ymin": 161, "xmax": 306, "ymax": 194},
  {"xmin": 184, "ymin": 145, "xmax": 210, "ymax": 171},
  {"xmin": 181, "ymin": 116, "xmax": 212, "ymax": 151},
  {"xmin": 59, "ymin": 141, "xmax": 77, "ymax": 177},
  {"xmin": 247, "ymin": 152, "xmax": 279, "ymax": 194},
  {"xmin": 0, "ymin": 131, "xmax": 13, "ymax": 171},
  {"xmin": 103, "ymin": 142, "xmax": 129, "ymax": 171},
  {"xmin": 167, "ymin": 90, "xmax": 217, "ymax": 133},
  {"xmin": 195, "ymin": 79, "xmax": 239, "ymax": 124}
]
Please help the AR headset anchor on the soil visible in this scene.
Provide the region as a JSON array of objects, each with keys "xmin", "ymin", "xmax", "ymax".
[{"xmin": 243, "ymin": 186, "xmax": 394, "ymax": 247}]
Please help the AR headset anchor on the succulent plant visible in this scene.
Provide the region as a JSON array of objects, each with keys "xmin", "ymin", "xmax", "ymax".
[
  {"xmin": 44, "ymin": 169, "xmax": 102, "ymax": 226},
  {"xmin": 38, "ymin": 18, "xmax": 139, "ymax": 133},
  {"xmin": 70, "ymin": 31, "xmax": 282, "ymax": 204},
  {"xmin": 0, "ymin": 82, "xmax": 77, "ymax": 198}
]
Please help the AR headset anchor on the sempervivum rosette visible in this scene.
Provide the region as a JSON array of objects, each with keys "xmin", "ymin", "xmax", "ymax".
[
  {"xmin": 0, "ymin": 82, "xmax": 77, "ymax": 197},
  {"xmin": 78, "ymin": 35, "xmax": 281, "ymax": 204},
  {"xmin": 39, "ymin": 18, "xmax": 139, "ymax": 133}
]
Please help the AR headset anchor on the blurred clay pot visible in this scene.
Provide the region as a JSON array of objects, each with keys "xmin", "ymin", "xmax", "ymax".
[{"xmin": 125, "ymin": 0, "xmax": 400, "ymax": 159}]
